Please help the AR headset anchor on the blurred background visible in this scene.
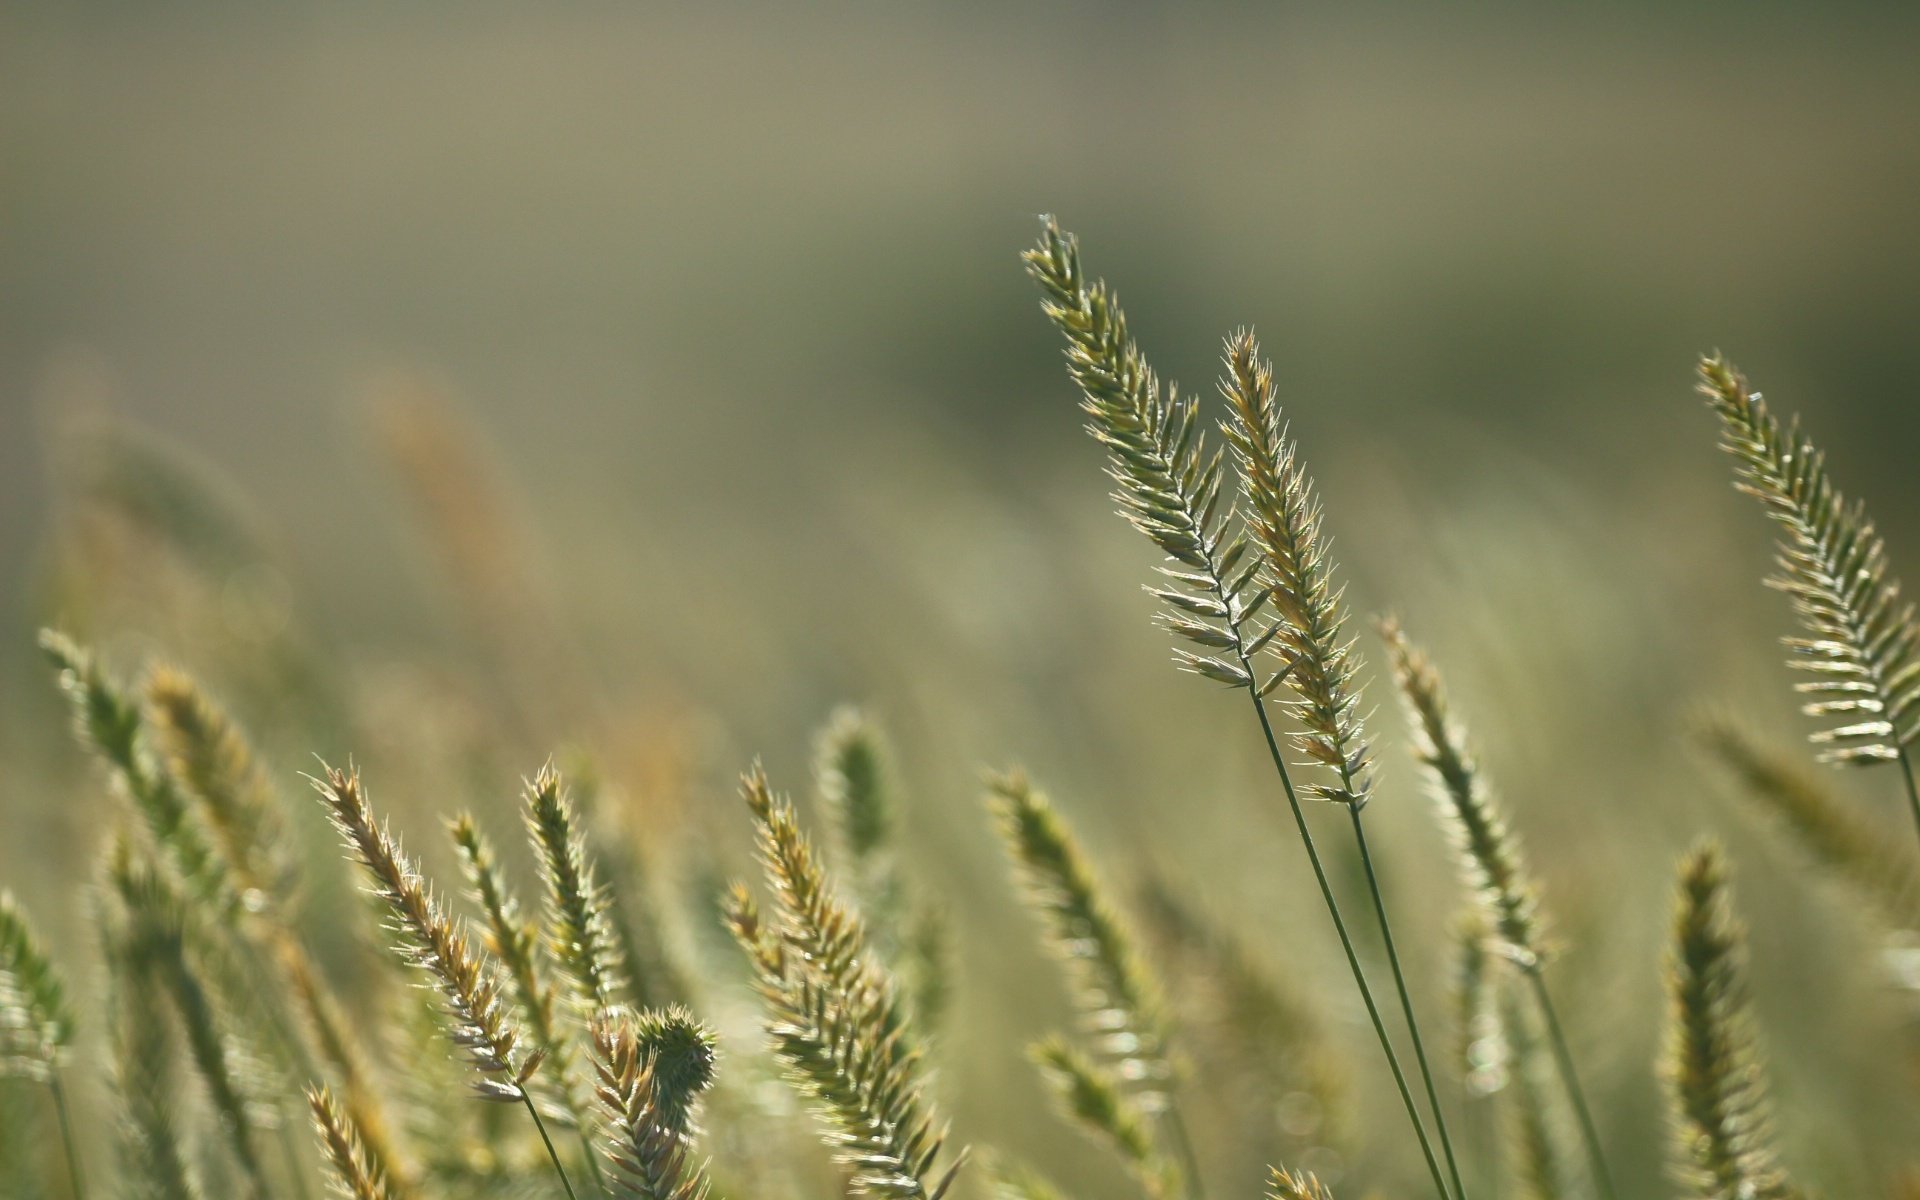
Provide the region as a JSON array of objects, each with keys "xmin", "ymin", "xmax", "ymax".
[{"xmin": 5, "ymin": 3, "xmax": 1920, "ymax": 1196}]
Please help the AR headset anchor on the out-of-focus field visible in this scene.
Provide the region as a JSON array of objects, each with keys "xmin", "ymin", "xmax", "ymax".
[{"xmin": 6, "ymin": 3, "xmax": 1920, "ymax": 1195}]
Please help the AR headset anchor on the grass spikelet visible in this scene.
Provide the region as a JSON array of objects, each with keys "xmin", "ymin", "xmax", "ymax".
[
  {"xmin": 145, "ymin": 665, "xmax": 290, "ymax": 903},
  {"xmin": 1383, "ymin": 618, "xmax": 1545, "ymax": 965},
  {"xmin": 313, "ymin": 763, "xmax": 578, "ymax": 1196},
  {"xmin": 816, "ymin": 705, "xmax": 895, "ymax": 870},
  {"xmin": 310, "ymin": 1084, "xmax": 401, "ymax": 1200},
  {"xmin": 449, "ymin": 813, "xmax": 572, "ymax": 1093},
  {"xmin": 1664, "ymin": 842, "xmax": 1799, "ymax": 1200},
  {"xmin": 1, "ymin": 892, "xmax": 85, "ymax": 1198},
  {"xmin": 527, "ymin": 762, "xmax": 627, "ymax": 1013},
  {"xmin": 1695, "ymin": 354, "xmax": 1920, "ymax": 772},
  {"xmin": 729, "ymin": 765, "xmax": 963, "ymax": 1200},
  {"xmin": 1023, "ymin": 218, "xmax": 1265, "ymax": 691},
  {"xmin": 987, "ymin": 771, "xmax": 1171, "ymax": 1098},
  {"xmin": 989, "ymin": 1162, "xmax": 1074, "ymax": 1200},
  {"xmin": 312, "ymin": 764, "xmax": 538, "ymax": 1103},
  {"xmin": 1218, "ymin": 331, "xmax": 1372, "ymax": 808},
  {"xmin": 589, "ymin": 1007, "xmax": 715, "ymax": 1200},
  {"xmin": 1029, "ymin": 218, "xmax": 1450, "ymax": 1200},
  {"xmin": 0, "ymin": 892, "xmax": 74, "ymax": 1081},
  {"xmin": 1266, "ymin": 1166, "xmax": 1336, "ymax": 1200},
  {"xmin": 41, "ymin": 630, "xmax": 236, "ymax": 915},
  {"xmin": 1028, "ymin": 1036, "xmax": 1175, "ymax": 1200},
  {"xmin": 1696, "ymin": 716, "xmax": 1920, "ymax": 929}
]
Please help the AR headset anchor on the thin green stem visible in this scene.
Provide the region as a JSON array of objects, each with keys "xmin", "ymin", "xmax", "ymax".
[
  {"xmin": 1347, "ymin": 808, "xmax": 1469, "ymax": 1200},
  {"xmin": 48, "ymin": 1070, "xmax": 86, "ymax": 1200},
  {"xmin": 1898, "ymin": 749, "xmax": 1920, "ymax": 861},
  {"xmin": 1523, "ymin": 966, "xmax": 1618, "ymax": 1200},
  {"xmin": 1162, "ymin": 1098, "xmax": 1208, "ymax": 1200},
  {"xmin": 519, "ymin": 1091, "xmax": 578, "ymax": 1200},
  {"xmin": 1241, "ymin": 682, "xmax": 1452, "ymax": 1200}
]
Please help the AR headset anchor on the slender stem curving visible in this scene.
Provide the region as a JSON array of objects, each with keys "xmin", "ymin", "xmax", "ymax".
[
  {"xmin": 1347, "ymin": 809, "xmax": 1469, "ymax": 1200},
  {"xmin": 1898, "ymin": 749, "xmax": 1920, "ymax": 860},
  {"xmin": 48, "ymin": 1070, "xmax": 86, "ymax": 1200},
  {"xmin": 1241, "ymin": 681, "xmax": 1452, "ymax": 1200},
  {"xmin": 1523, "ymin": 966, "xmax": 1617, "ymax": 1200},
  {"xmin": 519, "ymin": 1091, "xmax": 578, "ymax": 1200}
]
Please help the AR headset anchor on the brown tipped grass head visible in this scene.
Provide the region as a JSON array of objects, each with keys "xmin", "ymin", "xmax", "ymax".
[
  {"xmin": 1266, "ymin": 1166, "xmax": 1336, "ymax": 1200},
  {"xmin": 312, "ymin": 763, "xmax": 539, "ymax": 1103},
  {"xmin": 589, "ymin": 1006, "xmax": 714, "ymax": 1200},
  {"xmin": 1219, "ymin": 331, "xmax": 1374, "ymax": 807},
  {"xmin": 527, "ymin": 761, "xmax": 627, "ymax": 1013},
  {"xmin": 310, "ymin": 1084, "xmax": 402, "ymax": 1200}
]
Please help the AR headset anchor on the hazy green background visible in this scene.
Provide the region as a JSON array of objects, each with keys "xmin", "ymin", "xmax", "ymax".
[{"xmin": 5, "ymin": 3, "xmax": 1920, "ymax": 1196}]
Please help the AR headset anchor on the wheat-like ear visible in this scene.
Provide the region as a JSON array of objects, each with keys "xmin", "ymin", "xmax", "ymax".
[
  {"xmin": 449, "ymin": 809, "xmax": 594, "ymax": 1163},
  {"xmin": 144, "ymin": 665, "xmax": 292, "ymax": 903},
  {"xmin": 987, "ymin": 770, "xmax": 1173, "ymax": 1098},
  {"xmin": 1219, "ymin": 331, "xmax": 1373, "ymax": 807},
  {"xmin": 312, "ymin": 764, "xmax": 536, "ymax": 1103},
  {"xmin": 1024, "ymin": 217, "xmax": 1268, "ymax": 690},
  {"xmin": 1383, "ymin": 618, "xmax": 1546, "ymax": 964},
  {"xmin": 729, "ymin": 765, "xmax": 963, "ymax": 1200},
  {"xmin": 310, "ymin": 1084, "xmax": 401, "ymax": 1200},
  {"xmin": 42, "ymin": 630, "xmax": 237, "ymax": 915},
  {"xmin": 589, "ymin": 1007, "xmax": 716, "ymax": 1199},
  {"xmin": 1696, "ymin": 355, "xmax": 1920, "ymax": 767},
  {"xmin": 527, "ymin": 762, "xmax": 627, "ymax": 1013},
  {"xmin": 1027, "ymin": 1035, "xmax": 1176, "ymax": 1200},
  {"xmin": 1266, "ymin": 1166, "xmax": 1336, "ymax": 1200},
  {"xmin": 815, "ymin": 705, "xmax": 896, "ymax": 872},
  {"xmin": 1664, "ymin": 842, "xmax": 1799, "ymax": 1200},
  {"xmin": 0, "ymin": 892, "xmax": 74, "ymax": 1081},
  {"xmin": 1695, "ymin": 716, "xmax": 1920, "ymax": 929}
]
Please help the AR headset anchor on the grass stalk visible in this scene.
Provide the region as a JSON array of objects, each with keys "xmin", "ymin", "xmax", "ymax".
[
  {"xmin": 1899, "ymin": 750, "xmax": 1920, "ymax": 858},
  {"xmin": 1522, "ymin": 967, "xmax": 1616, "ymax": 1200},
  {"xmin": 1241, "ymin": 682, "xmax": 1451, "ymax": 1200},
  {"xmin": 518, "ymin": 1091, "xmax": 577, "ymax": 1200},
  {"xmin": 1345, "ymin": 807, "xmax": 1467, "ymax": 1200},
  {"xmin": 48, "ymin": 1070, "xmax": 86, "ymax": 1200}
]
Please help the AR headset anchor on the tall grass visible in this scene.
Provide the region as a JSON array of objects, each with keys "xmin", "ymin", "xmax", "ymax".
[{"xmin": 2, "ymin": 222, "xmax": 1916, "ymax": 1200}]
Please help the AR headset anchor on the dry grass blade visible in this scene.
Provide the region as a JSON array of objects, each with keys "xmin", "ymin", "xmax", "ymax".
[
  {"xmin": 1696, "ymin": 716, "xmax": 1920, "ymax": 929},
  {"xmin": 1219, "ymin": 331, "xmax": 1372, "ymax": 808},
  {"xmin": 1664, "ymin": 842, "xmax": 1800, "ymax": 1200},
  {"xmin": 1696, "ymin": 355, "xmax": 1920, "ymax": 766},
  {"xmin": 727, "ymin": 766, "xmax": 963, "ymax": 1200},
  {"xmin": 310, "ymin": 1085, "xmax": 401, "ymax": 1200},
  {"xmin": 527, "ymin": 763, "xmax": 627, "ymax": 1013},
  {"xmin": 589, "ymin": 1007, "xmax": 716, "ymax": 1200}
]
